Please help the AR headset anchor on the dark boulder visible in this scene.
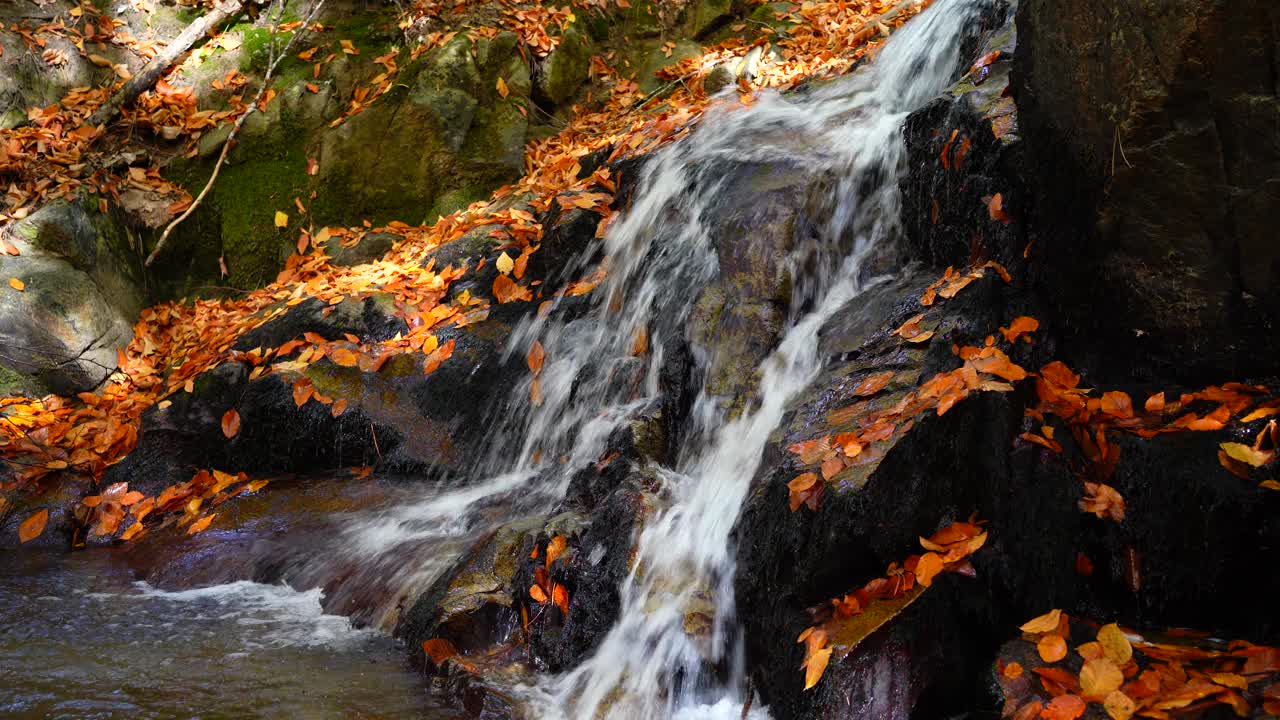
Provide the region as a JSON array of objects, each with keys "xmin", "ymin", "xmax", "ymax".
[{"xmin": 1013, "ymin": 0, "xmax": 1280, "ymax": 383}]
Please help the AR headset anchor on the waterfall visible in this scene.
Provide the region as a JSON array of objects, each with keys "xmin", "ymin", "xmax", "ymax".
[{"xmin": 345, "ymin": 0, "xmax": 988, "ymax": 712}]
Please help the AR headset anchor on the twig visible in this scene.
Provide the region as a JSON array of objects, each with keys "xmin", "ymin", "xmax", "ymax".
[
  {"xmin": 86, "ymin": 0, "xmax": 248, "ymax": 129},
  {"xmin": 146, "ymin": 0, "xmax": 327, "ymax": 268}
]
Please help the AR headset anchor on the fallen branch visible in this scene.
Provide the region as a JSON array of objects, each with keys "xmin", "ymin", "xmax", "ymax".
[
  {"xmin": 146, "ymin": 0, "xmax": 326, "ymax": 268},
  {"xmin": 86, "ymin": 0, "xmax": 248, "ymax": 129}
]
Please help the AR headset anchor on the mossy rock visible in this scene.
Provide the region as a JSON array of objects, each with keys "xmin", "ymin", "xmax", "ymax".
[
  {"xmin": 639, "ymin": 39, "xmax": 704, "ymax": 94},
  {"xmin": 535, "ymin": 22, "xmax": 592, "ymax": 105},
  {"xmin": 683, "ymin": 0, "xmax": 733, "ymax": 38}
]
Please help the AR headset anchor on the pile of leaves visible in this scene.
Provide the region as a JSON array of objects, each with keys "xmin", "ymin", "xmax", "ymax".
[
  {"xmin": 999, "ymin": 610, "xmax": 1280, "ymax": 719},
  {"xmin": 798, "ymin": 517, "xmax": 989, "ymax": 689}
]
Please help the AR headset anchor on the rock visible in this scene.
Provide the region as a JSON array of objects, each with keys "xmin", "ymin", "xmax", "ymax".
[
  {"xmin": 702, "ymin": 64, "xmax": 736, "ymax": 95},
  {"xmin": 155, "ymin": 17, "xmax": 532, "ymax": 295},
  {"xmin": 684, "ymin": 0, "xmax": 733, "ymax": 39},
  {"xmin": 0, "ymin": 201, "xmax": 143, "ymax": 393},
  {"xmin": 322, "ymin": 231, "xmax": 398, "ymax": 267},
  {"xmin": 1013, "ymin": 0, "xmax": 1280, "ymax": 382},
  {"xmin": 638, "ymin": 39, "xmax": 703, "ymax": 94},
  {"xmin": 535, "ymin": 23, "xmax": 593, "ymax": 105}
]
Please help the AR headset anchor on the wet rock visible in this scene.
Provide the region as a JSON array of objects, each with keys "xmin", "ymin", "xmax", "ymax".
[
  {"xmin": 683, "ymin": 0, "xmax": 733, "ymax": 39},
  {"xmin": 1013, "ymin": 0, "xmax": 1280, "ymax": 382},
  {"xmin": 0, "ymin": 200, "xmax": 144, "ymax": 394}
]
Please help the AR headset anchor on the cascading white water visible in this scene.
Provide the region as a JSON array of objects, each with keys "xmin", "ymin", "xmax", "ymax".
[
  {"xmin": 535, "ymin": 1, "xmax": 990, "ymax": 717},
  {"xmin": 343, "ymin": 0, "xmax": 987, "ymax": 712}
]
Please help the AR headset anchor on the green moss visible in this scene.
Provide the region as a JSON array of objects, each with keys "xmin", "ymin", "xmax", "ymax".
[
  {"xmin": 0, "ymin": 364, "xmax": 41, "ymax": 398},
  {"xmin": 305, "ymin": 361, "xmax": 367, "ymax": 399}
]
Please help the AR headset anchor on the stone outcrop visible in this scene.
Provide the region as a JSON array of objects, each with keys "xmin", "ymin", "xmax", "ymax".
[{"xmin": 0, "ymin": 200, "xmax": 144, "ymax": 394}]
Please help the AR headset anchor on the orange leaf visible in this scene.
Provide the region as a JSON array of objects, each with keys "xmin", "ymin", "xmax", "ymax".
[
  {"xmin": 1003, "ymin": 662, "xmax": 1024, "ymax": 679},
  {"xmin": 546, "ymin": 535, "xmax": 567, "ymax": 566},
  {"xmin": 914, "ymin": 551, "xmax": 944, "ymax": 587},
  {"xmin": 1040, "ymin": 694, "xmax": 1085, "ymax": 720},
  {"xmin": 529, "ymin": 584, "xmax": 548, "ymax": 604},
  {"xmin": 329, "ymin": 347, "xmax": 360, "ymax": 367},
  {"xmin": 18, "ymin": 509, "xmax": 48, "ymax": 543},
  {"xmin": 803, "ymin": 646, "xmax": 831, "ymax": 690},
  {"xmin": 1144, "ymin": 392, "xmax": 1166, "ymax": 413},
  {"xmin": 1038, "ymin": 633, "xmax": 1068, "ymax": 663},
  {"xmin": 987, "ymin": 193, "xmax": 1011, "ymax": 225},
  {"xmin": 221, "ymin": 409, "xmax": 240, "ymax": 438},
  {"xmin": 527, "ymin": 340, "xmax": 546, "ymax": 375},
  {"xmin": 1100, "ymin": 391, "xmax": 1134, "ymax": 420},
  {"xmin": 493, "ymin": 274, "xmax": 532, "ymax": 304},
  {"xmin": 552, "ymin": 583, "xmax": 569, "ymax": 615},
  {"xmin": 421, "ymin": 638, "xmax": 458, "ymax": 666},
  {"xmin": 187, "ymin": 513, "xmax": 216, "ymax": 535},
  {"xmin": 852, "ymin": 372, "xmax": 894, "ymax": 397},
  {"xmin": 8, "ymin": 277, "xmax": 25, "ymax": 291},
  {"xmin": 1000, "ymin": 316, "xmax": 1039, "ymax": 344}
]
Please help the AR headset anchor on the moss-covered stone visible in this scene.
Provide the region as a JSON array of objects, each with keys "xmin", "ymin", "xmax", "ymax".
[
  {"xmin": 683, "ymin": 0, "xmax": 733, "ymax": 38},
  {"xmin": 535, "ymin": 22, "xmax": 592, "ymax": 105}
]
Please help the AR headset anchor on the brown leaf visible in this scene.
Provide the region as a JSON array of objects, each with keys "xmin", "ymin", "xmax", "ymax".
[
  {"xmin": 18, "ymin": 509, "xmax": 48, "ymax": 543},
  {"xmin": 852, "ymin": 371, "xmax": 894, "ymax": 397},
  {"xmin": 915, "ymin": 551, "xmax": 944, "ymax": 587},
  {"xmin": 1102, "ymin": 690, "xmax": 1135, "ymax": 720},
  {"xmin": 987, "ymin": 193, "xmax": 1011, "ymax": 225},
  {"xmin": 493, "ymin": 274, "xmax": 532, "ymax": 304},
  {"xmin": 221, "ymin": 409, "xmax": 240, "ymax": 439},
  {"xmin": 529, "ymin": 583, "xmax": 548, "ymax": 604}
]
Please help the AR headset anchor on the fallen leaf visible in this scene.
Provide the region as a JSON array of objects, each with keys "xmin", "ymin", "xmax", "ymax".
[
  {"xmin": 529, "ymin": 583, "xmax": 548, "ymax": 603},
  {"xmin": 1040, "ymin": 694, "xmax": 1085, "ymax": 720},
  {"xmin": 274, "ymin": 210, "xmax": 289, "ymax": 228},
  {"xmin": 546, "ymin": 535, "xmax": 567, "ymax": 565},
  {"xmin": 1000, "ymin": 316, "xmax": 1039, "ymax": 344},
  {"xmin": 914, "ymin": 551, "xmax": 944, "ymax": 587},
  {"xmin": 803, "ymin": 646, "xmax": 831, "ymax": 690},
  {"xmin": 1080, "ymin": 657, "xmax": 1124, "ymax": 698},
  {"xmin": 1021, "ymin": 609, "xmax": 1063, "ymax": 634},
  {"xmin": 987, "ymin": 193, "xmax": 1011, "ymax": 224},
  {"xmin": 8, "ymin": 277, "xmax": 25, "ymax": 291},
  {"xmin": 1097, "ymin": 623, "xmax": 1132, "ymax": 665},
  {"xmin": 527, "ymin": 340, "xmax": 545, "ymax": 374},
  {"xmin": 1220, "ymin": 441, "xmax": 1272, "ymax": 468},
  {"xmin": 552, "ymin": 583, "xmax": 569, "ymax": 614},
  {"xmin": 495, "ymin": 251, "xmax": 515, "ymax": 275},
  {"xmin": 187, "ymin": 513, "xmax": 215, "ymax": 535},
  {"xmin": 1103, "ymin": 690, "xmax": 1136, "ymax": 720},
  {"xmin": 18, "ymin": 509, "xmax": 48, "ymax": 543},
  {"xmin": 221, "ymin": 409, "xmax": 240, "ymax": 438},
  {"xmin": 422, "ymin": 638, "xmax": 458, "ymax": 666},
  {"xmin": 497, "ymin": 77, "xmax": 510, "ymax": 98},
  {"xmin": 1038, "ymin": 633, "xmax": 1068, "ymax": 663}
]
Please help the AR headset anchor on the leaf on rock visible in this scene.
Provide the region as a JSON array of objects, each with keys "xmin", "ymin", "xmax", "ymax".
[
  {"xmin": 803, "ymin": 647, "xmax": 831, "ymax": 690},
  {"xmin": 422, "ymin": 638, "xmax": 458, "ymax": 666},
  {"xmin": 527, "ymin": 340, "xmax": 545, "ymax": 375},
  {"xmin": 1103, "ymin": 690, "xmax": 1136, "ymax": 720},
  {"xmin": 221, "ymin": 409, "xmax": 240, "ymax": 438},
  {"xmin": 546, "ymin": 535, "xmax": 567, "ymax": 566},
  {"xmin": 8, "ymin": 277, "xmax": 25, "ymax": 291},
  {"xmin": 1000, "ymin": 316, "xmax": 1039, "ymax": 344},
  {"xmin": 1097, "ymin": 623, "xmax": 1133, "ymax": 665},
  {"xmin": 493, "ymin": 274, "xmax": 532, "ymax": 303},
  {"xmin": 495, "ymin": 251, "xmax": 515, "ymax": 275},
  {"xmin": 1038, "ymin": 633, "xmax": 1068, "ymax": 663},
  {"xmin": 529, "ymin": 583, "xmax": 548, "ymax": 604},
  {"xmin": 18, "ymin": 509, "xmax": 48, "ymax": 543},
  {"xmin": 1040, "ymin": 694, "xmax": 1085, "ymax": 720},
  {"xmin": 1080, "ymin": 657, "xmax": 1124, "ymax": 698},
  {"xmin": 187, "ymin": 513, "xmax": 215, "ymax": 535},
  {"xmin": 1020, "ymin": 609, "xmax": 1063, "ymax": 634}
]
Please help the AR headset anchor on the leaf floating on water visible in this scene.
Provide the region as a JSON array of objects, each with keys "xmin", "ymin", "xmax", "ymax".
[
  {"xmin": 221, "ymin": 409, "xmax": 240, "ymax": 439},
  {"xmin": 18, "ymin": 509, "xmax": 48, "ymax": 543}
]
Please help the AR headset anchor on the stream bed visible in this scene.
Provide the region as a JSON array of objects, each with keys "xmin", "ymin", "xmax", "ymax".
[{"xmin": 0, "ymin": 548, "xmax": 452, "ymax": 720}]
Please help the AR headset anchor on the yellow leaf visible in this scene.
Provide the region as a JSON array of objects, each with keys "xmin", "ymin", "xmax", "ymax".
[
  {"xmin": 1260, "ymin": 479, "xmax": 1280, "ymax": 491},
  {"xmin": 496, "ymin": 77, "xmax": 510, "ymax": 99},
  {"xmin": 1019, "ymin": 608, "xmax": 1062, "ymax": 633},
  {"xmin": 1097, "ymin": 623, "xmax": 1132, "ymax": 665},
  {"xmin": 1220, "ymin": 441, "xmax": 1272, "ymax": 468},
  {"xmin": 495, "ymin": 251, "xmax": 515, "ymax": 275},
  {"xmin": 803, "ymin": 647, "xmax": 831, "ymax": 690},
  {"xmin": 8, "ymin": 277, "xmax": 24, "ymax": 291},
  {"xmin": 274, "ymin": 211, "xmax": 289, "ymax": 228},
  {"xmin": 1080, "ymin": 657, "xmax": 1124, "ymax": 698}
]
